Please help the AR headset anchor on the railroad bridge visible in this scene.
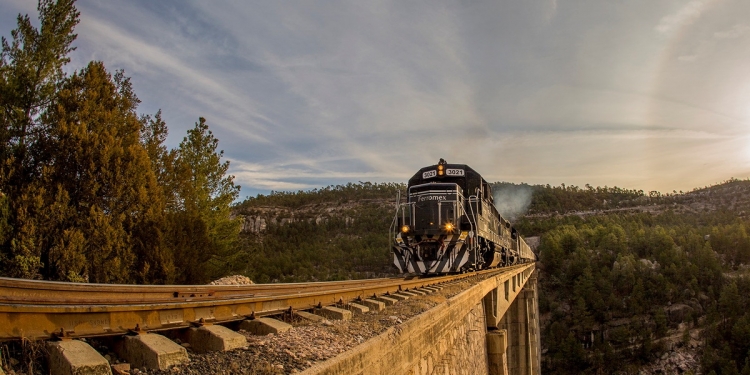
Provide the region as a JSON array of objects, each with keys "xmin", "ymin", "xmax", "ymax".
[
  {"xmin": 301, "ymin": 264, "xmax": 541, "ymax": 375},
  {"xmin": 0, "ymin": 264, "xmax": 540, "ymax": 375}
]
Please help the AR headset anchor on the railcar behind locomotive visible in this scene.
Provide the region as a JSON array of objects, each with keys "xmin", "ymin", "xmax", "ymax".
[{"xmin": 391, "ymin": 159, "xmax": 536, "ymax": 274}]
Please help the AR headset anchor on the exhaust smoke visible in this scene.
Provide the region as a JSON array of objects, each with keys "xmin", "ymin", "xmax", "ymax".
[{"xmin": 493, "ymin": 183, "xmax": 533, "ymax": 221}]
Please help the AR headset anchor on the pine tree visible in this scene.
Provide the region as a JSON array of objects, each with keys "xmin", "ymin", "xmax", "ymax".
[
  {"xmin": 0, "ymin": 0, "xmax": 79, "ymax": 278},
  {"xmin": 165, "ymin": 210, "xmax": 212, "ymax": 284},
  {"xmin": 40, "ymin": 62, "xmax": 172, "ymax": 283},
  {"xmin": 0, "ymin": 1, "xmax": 245, "ymax": 285},
  {"xmin": 171, "ymin": 117, "xmax": 241, "ymax": 281},
  {"xmin": 140, "ymin": 110, "xmax": 176, "ymax": 203},
  {"xmin": 0, "ymin": 0, "xmax": 79, "ymax": 169}
]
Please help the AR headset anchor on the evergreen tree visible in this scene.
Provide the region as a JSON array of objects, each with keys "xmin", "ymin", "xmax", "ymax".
[
  {"xmin": 0, "ymin": 1, "xmax": 244, "ymax": 285},
  {"xmin": 0, "ymin": 0, "xmax": 79, "ymax": 278},
  {"xmin": 165, "ymin": 210, "xmax": 211, "ymax": 284},
  {"xmin": 0, "ymin": 0, "xmax": 78, "ymax": 171},
  {"xmin": 140, "ymin": 110, "xmax": 175, "ymax": 195},
  {"xmin": 40, "ymin": 62, "xmax": 171, "ymax": 283},
  {"xmin": 171, "ymin": 117, "xmax": 241, "ymax": 282}
]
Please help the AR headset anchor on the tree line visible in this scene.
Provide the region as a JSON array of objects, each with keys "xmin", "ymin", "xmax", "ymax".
[
  {"xmin": 491, "ymin": 182, "xmax": 647, "ymax": 216},
  {"xmin": 0, "ymin": 0, "xmax": 240, "ymax": 284},
  {"xmin": 238, "ymin": 181, "xmax": 405, "ymax": 209}
]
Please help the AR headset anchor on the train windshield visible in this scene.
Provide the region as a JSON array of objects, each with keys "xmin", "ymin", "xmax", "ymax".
[{"xmin": 407, "ymin": 183, "xmax": 463, "ymax": 233}]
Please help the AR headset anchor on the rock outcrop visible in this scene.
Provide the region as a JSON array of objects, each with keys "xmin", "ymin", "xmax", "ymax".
[
  {"xmin": 209, "ymin": 275, "xmax": 254, "ymax": 285},
  {"xmin": 235, "ymin": 199, "xmax": 392, "ymax": 234}
]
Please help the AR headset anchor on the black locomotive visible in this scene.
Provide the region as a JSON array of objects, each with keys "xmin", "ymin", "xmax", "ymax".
[{"xmin": 391, "ymin": 159, "xmax": 536, "ymax": 274}]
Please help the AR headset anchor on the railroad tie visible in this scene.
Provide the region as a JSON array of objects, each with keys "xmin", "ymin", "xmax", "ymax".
[
  {"xmin": 47, "ymin": 340, "xmax": 111, "ymax": 375},
  {"xmin": 296, "ymin": 311, "xmax": 327, "ymax": 322},
  {"xmin": 374, "ymin": 295, "xmax": 398, "ymax": 306},
  {"xmin": 182, "ymin": 325, "xmax": 248, "ymax": 353},
  {"xmin": 348, "ymin": 302, "xmax": 370, "ymax": 314},
  {"xmin": 389, "ymin": 293, "xmax": 409, "ymax": 301},
  {"xmin": 315, "ymin": 306, "xmax": 352, "ymax": 321},
  {"xmin": 361, "ymin": 298, "xmax": 386, "ymax": 311},
  {"xmin": 114, "ymin": 333, "xmax": 189, "ymax": 371},
  {"xmin": 239, "ymin": 317, "xmax": 292, "ymax": 335}
]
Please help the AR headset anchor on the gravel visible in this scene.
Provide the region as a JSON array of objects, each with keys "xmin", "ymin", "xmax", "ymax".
[{"xmin": 143, "ymin": 279, "xmax": 475, "ymax": 375}]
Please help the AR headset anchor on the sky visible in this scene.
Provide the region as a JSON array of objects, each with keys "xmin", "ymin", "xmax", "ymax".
[{"xmin": 2, "ymin": 0, "xmax": 750, "ymax": 199}]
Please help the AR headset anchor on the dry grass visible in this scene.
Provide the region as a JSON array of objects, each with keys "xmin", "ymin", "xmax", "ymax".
[
  {"xmin": 423, "ymin": 293, "xmax": 447, "ymax": 305},
  {"xmin": 2, "ymin": 338, "xmax": 49, "ymax": 375}
]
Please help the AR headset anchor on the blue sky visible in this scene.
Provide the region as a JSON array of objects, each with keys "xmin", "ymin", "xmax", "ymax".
[{"xmin": 3, "ymin": 0, "xmax": 750, "ymax": 198}]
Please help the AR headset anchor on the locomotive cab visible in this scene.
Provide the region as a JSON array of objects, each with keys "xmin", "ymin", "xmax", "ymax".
[{"xmin": 406, "ymin": 183, "xmax": 463, "ymax": 235}]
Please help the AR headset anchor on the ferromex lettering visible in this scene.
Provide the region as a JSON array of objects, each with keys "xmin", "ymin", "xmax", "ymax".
[{"xmin": 419, "ymin": 195, "xmax": 447, "ymax": 202}]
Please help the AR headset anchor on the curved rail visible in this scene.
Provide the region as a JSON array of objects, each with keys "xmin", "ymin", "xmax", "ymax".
[
  {"xmin": 0, "ymin": 276, "xmax": 413, "ymax": 305},
  {"xmin": 0, "ymin": 266, "xmax": 521, "ymax": 341}
]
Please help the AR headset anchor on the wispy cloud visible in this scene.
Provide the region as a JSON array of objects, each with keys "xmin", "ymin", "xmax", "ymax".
[
  {"xmin": 714, "ymin": 24, "xmax": 750, "ymax": 39},
  {"xmin": 544, "ymin": 0, "xmax": 558, "ymax": 22},
  {"xmin": 3, "ymin": 0, "xmax": 750, "ymax": 197},
  {"xmin": 655, "ymin": 0, "xmax": 708, "ymax": 34},
  {"xmin": 228, "ymin": 159, "xmax": 408, "ymax": 192},
  {"xmin": 79, "ymin": 17, "xmax": 274, "ymax": 143}
]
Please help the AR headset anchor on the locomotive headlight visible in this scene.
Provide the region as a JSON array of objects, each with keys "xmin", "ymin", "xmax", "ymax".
[
  {"xmin": 444, "ymin": 222, "xmax": 454, "ymax": 232},
  {"xmin": 401, "ymin": 225, "xmax": 410, "ymax": 233},
  {"xmin": 437, "ymin": 164, "xmax": 444, "ymax": 176}
]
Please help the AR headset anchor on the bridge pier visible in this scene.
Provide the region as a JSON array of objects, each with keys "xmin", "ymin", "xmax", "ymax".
[
  {"xmin": 489, "ymin": 270, "xmax": 541, "ymax": 375},
  {"xmin": 486, "ymin": 330, "xmax": 509, "ymax": 375}
]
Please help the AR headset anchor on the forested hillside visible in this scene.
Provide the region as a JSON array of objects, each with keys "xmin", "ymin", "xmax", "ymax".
[
  {"xmin": 233, "ymin": 179, "xmax": 750, "ymax": 373},
  {"xmin": 0, "ymin": 0, "xmax": 241, "ymax": 284},
  {"xmin": 230, "ymin": 182, "xmax": 403, "ymax": 282},
  {"xmin": 237, "ymin": 180, "xmax": 750, "ymax": 373},
  {"xmin": 507, "ymin": 179, "xmax": 750, "ymax": 375}
]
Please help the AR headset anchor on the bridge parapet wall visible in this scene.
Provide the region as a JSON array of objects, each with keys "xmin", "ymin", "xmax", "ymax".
[{"xmin": 300, "ymin": 264, "xmax": 537, "ymax": 375}]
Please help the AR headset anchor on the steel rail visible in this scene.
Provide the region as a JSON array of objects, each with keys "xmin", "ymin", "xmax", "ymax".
[
  {"xmin": 0, "ymin": 265, "xmax": 529, "ymax": 341},
  {"xmin": 0, "ymin": 276, "xmax": 418, "ymax": 305}
]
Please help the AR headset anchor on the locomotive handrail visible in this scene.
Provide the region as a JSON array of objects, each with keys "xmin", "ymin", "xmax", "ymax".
[
  {"xmin": 436, "ymin": 197, "xmax": 471, "ymax": 233},
  {"xmin": 398, "ymin": 202, "xmax": 415, "ymax": 228},
  {"xmin": 389, "ymin": 190, "xmax": 401, "ymax": 251},
  {"xmin": 462, "ymin": 198, "xmax": 475, "ymax": 245},
  {"xmin": 391, "ymin": 201, "xmax": 416, "ymax": 244},
  {"xmin": 437, "ymin": 198, "xmax": 461, "ymax": 229},
  {"xmin": 467, "ymin": 194, "xmax": 481, "ymax": 269},
  {"xmin": 435, "ymin": 198, "xmax": 473, "ymax": 266}
]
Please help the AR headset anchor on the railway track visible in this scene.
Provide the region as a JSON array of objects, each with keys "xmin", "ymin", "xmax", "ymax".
[{"xmin": 0, "ymin": 266, "xmax": 518, "ymax": 341}]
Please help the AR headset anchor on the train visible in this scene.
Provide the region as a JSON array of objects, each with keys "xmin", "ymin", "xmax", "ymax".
[{"xmin": 391, "ymin": 159, "xmax": 536, "ymax": 274}]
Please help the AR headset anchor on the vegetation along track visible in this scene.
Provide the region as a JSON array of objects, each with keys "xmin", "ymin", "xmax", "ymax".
[{"xmin": 0, "ymin": 266, "xmax": 518, "ymax": 341}]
